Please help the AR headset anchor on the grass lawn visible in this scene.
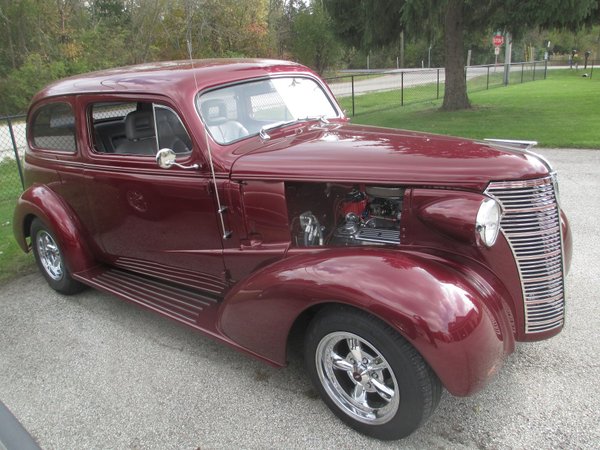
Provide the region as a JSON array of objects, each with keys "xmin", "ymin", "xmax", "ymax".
[
  {"xmin": 338, "ymin": 81, "xmax": 446, "ymax": 116},
  {"xmin": 0, "ymin": 160, "xmax": 35, "ymax": 284},
  {"xmin": 0, "ymin": 200, "xmax": 34, "ymax": 284},
  {"xmin": 349, "ymin": 69, "xmax": 600, "ymax": 148}
]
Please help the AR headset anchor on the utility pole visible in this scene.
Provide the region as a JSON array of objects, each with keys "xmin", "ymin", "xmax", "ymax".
[
  {"xmin": 400, "ymin": 31, "xmax": 405, "ymax": 68},
  {"xmin": 428, "ymin": 44, "xmax": 432, "ymax": 68},
  {"xmin": 503, "ymin": 32, "xmax": 512, "ymax": 85}
]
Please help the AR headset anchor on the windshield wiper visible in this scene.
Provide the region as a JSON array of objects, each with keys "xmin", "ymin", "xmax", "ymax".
[
  {"xmin": 259, "ymin": 116, "xmax": 330, "ymax": 140},
  {"xmin": 259, "ymin": 119, "xmax": 298, "ymax": 140}
]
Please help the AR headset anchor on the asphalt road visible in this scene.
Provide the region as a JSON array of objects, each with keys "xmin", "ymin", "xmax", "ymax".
[
  {"xmin": 328, "ymin": 68, "xmax": 450, "ymax": 98},
  {"xmin": 0, "ymin": 148, "xmax": 599, "ymax": 449}
]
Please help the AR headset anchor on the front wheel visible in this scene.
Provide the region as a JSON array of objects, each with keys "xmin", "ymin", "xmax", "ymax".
[
  {"xmin": 304, "ymin": 306, "xmax": 441, "ymax": 440},
  {"xmin": 31, "ymin": 218, "xmax": 84, "ymax": 295}
]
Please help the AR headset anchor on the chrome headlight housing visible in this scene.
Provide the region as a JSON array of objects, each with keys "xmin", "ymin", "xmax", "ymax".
[{"xmin": 476, "ymin": 198, "xmax": 502, "ymax": 247}]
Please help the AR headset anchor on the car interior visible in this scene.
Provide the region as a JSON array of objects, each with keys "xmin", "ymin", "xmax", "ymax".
[{"xmin": 91, "ymin": 102, "xmax": 192, "ymax": 156}]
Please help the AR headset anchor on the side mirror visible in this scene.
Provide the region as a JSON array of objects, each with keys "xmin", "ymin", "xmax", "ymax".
[
  {"xmin": 156, "ymin": 148, "xmax": 177, "ymax": 169},
  {"xmin": 156, "ymin": 148, "xmax": 199, "ymax": 170}
]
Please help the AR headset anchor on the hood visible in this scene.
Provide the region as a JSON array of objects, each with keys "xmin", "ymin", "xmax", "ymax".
[{"xmin": 229, "ymin": 123, "xmax": 549, "ymax": 191}]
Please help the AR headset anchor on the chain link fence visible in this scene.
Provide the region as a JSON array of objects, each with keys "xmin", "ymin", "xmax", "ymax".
[
  {"xmin": 1, "ymin": 115, "xmax": 26, "ymax": 226},
  {"xmin": 326, "ymin": 60, "xmax": 549, "ymax": 116}
]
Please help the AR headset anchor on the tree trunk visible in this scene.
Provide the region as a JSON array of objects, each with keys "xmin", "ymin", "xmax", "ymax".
[{"xmin": 442, "ymin": 0, "xmax": 470, "ymax": 111}]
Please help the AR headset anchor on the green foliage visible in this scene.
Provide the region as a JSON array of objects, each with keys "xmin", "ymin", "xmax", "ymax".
[
  {"xmin": 290, "ymin": 3, "xmax": 342, "ymax": 74},
  {"xmin": 0, "ymin": 0, "xmax": 599, "ymax": 113},
  {"xmin": 0, "ymin": 0, "xmax": 277, "ymax": 112},
  {"xmin": 491, "ymin": 0, "xmax": 598, "ymax": 32},
  {"xmin": 325, "ymin": 0, "xmax": 405, "ymax": 49},
  {"xmin": 0, "ymin": 54, "xmax": 69, "ymax": 113}
]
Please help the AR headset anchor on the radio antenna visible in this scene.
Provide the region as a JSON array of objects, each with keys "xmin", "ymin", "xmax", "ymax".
[
  {"xmin": 205, "ymin": 131, "xmax": 231, "ymax": 239},
  {"xmin": 186, "ymin": 1, "xmax": 231, "ymax": 240},
  {"xmin": 186, "ymin": 1, "xmax": 199, "ymax": 93}
]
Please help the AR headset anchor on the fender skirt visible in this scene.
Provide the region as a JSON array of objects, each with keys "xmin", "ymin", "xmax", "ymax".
[
  {"xmin": 220, "ymin": 248, "xmax": 515, "ymax": 396},
  {"xmin": 13, "ymin": 185, "xmax": 96, "ymax": 274}
]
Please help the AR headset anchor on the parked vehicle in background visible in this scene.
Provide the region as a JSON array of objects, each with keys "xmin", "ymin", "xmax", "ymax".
[{"xmin": 13, "ymin": 59, "xmax": 572, "ymax": 440}]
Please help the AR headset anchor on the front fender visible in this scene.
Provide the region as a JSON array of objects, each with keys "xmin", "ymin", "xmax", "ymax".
[
  {"xmin": 13, "ymin": 185, "xmax": 96, "ymax": 274},
  {"xmin": 220, "ymin": 248, "xmax": 515, "ymax": 396}
]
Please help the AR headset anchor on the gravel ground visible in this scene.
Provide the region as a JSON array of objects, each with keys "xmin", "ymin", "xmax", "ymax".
[{"xmin": 0, "ymin": 148, "xmax": 598, "ymax": 449}]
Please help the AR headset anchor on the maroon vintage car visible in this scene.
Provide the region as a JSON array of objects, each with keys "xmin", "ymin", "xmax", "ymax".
[{"xmin": 13, "ymin": 59, "xmax": 572, "ymax": 440}]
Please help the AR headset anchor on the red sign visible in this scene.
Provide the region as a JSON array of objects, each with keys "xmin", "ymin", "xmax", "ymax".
[{"xmin": 493, "ymin": 34, "xmax": 504, "ymax": 47}]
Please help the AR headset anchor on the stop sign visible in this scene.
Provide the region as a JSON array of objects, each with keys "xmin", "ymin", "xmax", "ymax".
[{"xmin": 493, "ymin": 34, "xmax": 504, "ymax": 47}]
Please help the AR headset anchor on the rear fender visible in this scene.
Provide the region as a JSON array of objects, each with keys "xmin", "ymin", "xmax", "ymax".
[
  {"xmin": 219, "ymin": 248, "xmax": 515, "ymax": 396},
  {"xmin": 13, "ymin": 185, "xmax": 96, "ymax": 274}
]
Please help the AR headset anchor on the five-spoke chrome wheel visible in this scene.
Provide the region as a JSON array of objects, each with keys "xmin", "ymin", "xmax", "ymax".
[
  {"xmin": 305, "ymin": 306, "xmax": 441, "ymax": 440},
  {"xmin": 316, "ymin": 332, "xmax": 399, "ymax": 424},
  {"xmin": 36, "ymin": 230, "xmax": 64, "ymax": 281},
  {"xmin": 30, "ymin": 218, "xmax": 84, "ymax": 295}
]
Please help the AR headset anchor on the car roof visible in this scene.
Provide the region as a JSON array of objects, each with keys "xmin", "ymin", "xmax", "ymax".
[{"xmin": 31, "ymin": 59, "xmax": 314, "ymax": 104}]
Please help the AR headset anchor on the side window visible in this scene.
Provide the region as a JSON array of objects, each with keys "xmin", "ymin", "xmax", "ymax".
[
  {"xmin": 155, "ymin": 106, "xmax": 193, "ymax": 154},
  {"xmin": 31, "ymin": 103, "xmax": 77, "ymax": 152},
  {"xmin": 88, "ymin": 101, "xmax": 192, "ymax": 155}
]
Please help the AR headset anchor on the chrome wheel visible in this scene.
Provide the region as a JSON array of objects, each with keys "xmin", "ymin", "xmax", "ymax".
[
  {"xmin": 36, "ymin": 230, "xmax": 63, "ymax": 281},
  {"xmin": 315, "ymin": 331, "xmax": 400, "ymax": 425}
]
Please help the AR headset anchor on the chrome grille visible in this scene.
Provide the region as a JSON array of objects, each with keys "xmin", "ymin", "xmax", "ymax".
[{"xmin": 486, "ymin": 176, "xmax": 565, "ymax": 334}]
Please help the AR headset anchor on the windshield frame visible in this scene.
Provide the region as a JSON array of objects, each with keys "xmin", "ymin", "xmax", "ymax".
[{"xmin": 194, "ymin": 74, "xmax": 344, "ymax": 146}]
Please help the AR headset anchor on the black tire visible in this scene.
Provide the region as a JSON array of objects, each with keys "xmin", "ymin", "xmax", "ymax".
[
  {"xmin": 304, "ymin": 305, "xmax": 441, "ymax": 440},
  {"xmin": 30, "ymin": 218, "xmax": 85, "ymax": 295}
]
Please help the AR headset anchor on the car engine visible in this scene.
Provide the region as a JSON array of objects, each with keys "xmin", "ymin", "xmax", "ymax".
[{"xmin": 289, "ymin": 184, "xmax": 404, "ymax": 247}]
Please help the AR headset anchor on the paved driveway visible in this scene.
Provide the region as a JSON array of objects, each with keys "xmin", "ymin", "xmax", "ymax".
[{"xmin": 0, "ymin": 149, "xmax": 598, "ymax": 449}]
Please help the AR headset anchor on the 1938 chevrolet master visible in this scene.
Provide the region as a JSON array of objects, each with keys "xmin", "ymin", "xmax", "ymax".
[{"xmin": 14, "ymin": 59, "xmax": 572, "ymax": 440}]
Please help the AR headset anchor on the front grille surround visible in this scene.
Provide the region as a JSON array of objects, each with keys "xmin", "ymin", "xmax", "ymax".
[{"xmin": 485, "ymin": 175, "xmax": 565, "ymax": 334}]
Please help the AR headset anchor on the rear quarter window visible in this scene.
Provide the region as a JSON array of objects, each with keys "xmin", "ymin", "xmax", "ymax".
[{"xmin": 31, "ymin": 102, "xmax": 77, "ymax": 152}]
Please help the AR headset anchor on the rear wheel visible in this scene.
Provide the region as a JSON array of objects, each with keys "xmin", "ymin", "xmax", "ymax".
[
  {"xmin": 305, "ymin": 306, "xmax": 441, "ymax": 440},
  {"xmin": 31, "ymin": 218, "xmax": 84, "ymax": 295}
]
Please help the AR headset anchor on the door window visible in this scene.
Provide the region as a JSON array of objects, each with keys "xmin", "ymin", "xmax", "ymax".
[{"xmin": 89, "ymin": 101, "xmax": 192, "ymax": 155}]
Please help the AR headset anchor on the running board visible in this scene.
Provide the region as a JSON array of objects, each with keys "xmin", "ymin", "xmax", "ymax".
[
  {"xmin": 73, "ymin": 267, "xmax": 219, "ymax": 326},
  {"xmin": 72, "ymin": 266, "xmax": 284, "ymax": 368}
]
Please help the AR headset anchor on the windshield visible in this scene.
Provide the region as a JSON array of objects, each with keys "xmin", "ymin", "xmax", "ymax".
[{"xmin": 196, "ymin": 77, "xmax": 340, "ymax": 145}]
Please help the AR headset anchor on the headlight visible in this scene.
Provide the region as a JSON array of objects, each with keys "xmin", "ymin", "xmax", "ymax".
[{"xmin": 476, "ymin": 198, "xmax": 502, "ymax": 247}]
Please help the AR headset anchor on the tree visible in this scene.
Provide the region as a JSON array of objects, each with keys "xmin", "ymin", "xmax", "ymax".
[
  {"xmin": 325, "ymin": 0, "xmax": 600, "ymax": 110},
  {"xmin": 267, "ymin": 0, "xmax": 303, "ymax": 58},
  {"xmin": 290, "ymin": 2, "xmax": 341, "ymax": 74}
]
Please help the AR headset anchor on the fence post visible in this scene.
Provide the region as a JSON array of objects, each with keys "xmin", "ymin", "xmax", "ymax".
[
  {"xmin": 351, "ymin": 75, "xmax": 355, "ymax": 117},
  {"xmin": 521, "ymin": 63, "xmax": 524, "ymax": 83},
  {"xmin": 533, "ymin": 61, "xmax": 536, "ymax": 81},
  {"xmin": 486, "ymin": 66, "xmax": 490, "ymax": 89},
  {"xmin": 544, "ymin": 60, "xmax": 548, "ymax": 79},
  {"xmin": 7, "ymin": 117, "xmax": 25, "ymax": 190},
  {"xmin": 436, "ymin": 68, "xmax": 440, "ymax": 99},
  {"xmin": 401, "ymin": 71, "xmax": 404, "ymax": 106}
]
